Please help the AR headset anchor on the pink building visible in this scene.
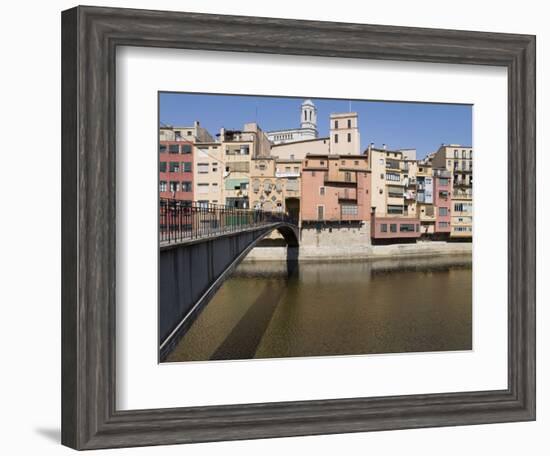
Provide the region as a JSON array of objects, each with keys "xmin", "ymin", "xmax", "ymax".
[
  {"xmin": 370, "ymin": 214, "xmax": 421, "ymax": 241},
  {"xmin": 433, "ymin": 168, "xmax": 452, "ymax": 237},
  {"xmin": 159, "ymin": 140, "xmax": 194, "ymax": 202},
  {"xmin": 300, "ymin": 155, "xmax": 371, "ymax": 224}
]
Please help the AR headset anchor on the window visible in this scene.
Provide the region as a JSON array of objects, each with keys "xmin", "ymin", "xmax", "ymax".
[
  {"xmin": 388, "ymin": 186, "xmax": 403, "ymax": 198},
  {"xmin": 168, "ymin": 144, "xmax": 179, "ymax": 154},
  {"xmin": 335, "ymin": 120, "xmax": 339, "ymax": 129},
  {"xmin": 454, "ymin": 149, "xmax": 458, "ymax": 158},
  {"xmin": 159, "ymin": 144, "xmax": 167, "ymax": 153},
  {"xmin": 197, "ymin": 183, "xmax": 209, "ymax": 194},
  {"xmin": 320, "ymin": 161, "xmax": 325, "ymax": 165},
  {"xmin": 347, "ymin": 133, "xmax": 351, "ymax": 142},
  {"xmin": 181, "ymin": 144, "xmax": 192, "ymax": 154},
  {"xmin": 258, "ymin": 162, "xmax": 266, "ymax": 170},
  {"xmin": 439, "ymin": 222, "xmax": 449, "ymax": 228},
  {"xmin": 159, "ymin": 162, "xmax": 167, "ymax": 172},
  {"xmin": 169, "ymin": 181, "xmax": 179, "ymax": 192},
  {"xmin": 439, "ymin": 177, "xmax": 449, "ymax": 186},
  {"xmin": 385, "ymin": 173, "xmax": 400, "ymax": 182},
  {"xmin": 334, "ymin": 134, "xmax": 338, "ymax": 143},
  {"xmin": 286, "ymin": 178, "xmax": 298, "ymax": 191},
  {"xmin": 197, "ymin": 163, "xmax": 209, "ymax": 174},
  {"xmin": 181, "ymin": 181, "xmax": 192, "ymax": 192},
  {"xmin": 341, "ymin": 205, "xmax": 358, "ymax": 216},
  {"xmin": 381, "ymin": 224, "xmax": 388, "ymax": 232},
  {"xmin": 400, "ymin": 224, "xmax": 415, "ymax": 232},
  {"xmin": 438, "ymin": 207, "xmax": 449, "ymax": 216},
  {"xmin": 212, "ymin": 183, "xmax": 219, "ymax": 192},
  {"xmin": 159, "ymin": 181, "xmax": 167, "ymax": 192},
  {"xmin": 169, "ymin": 162, "xmax": 180, "ymax": 172},
  {"xmin": 317, "ymin": 205, "xmax": 324, "ymax": 220},
  {"xmin": 347, "ymin": 119, "xmax": 351, "ymax": 128},
  {"xmin": 387, "ymin": 205, "xmax": 403, "ymax": 215},
  {"xmin": 183, "ymin": 162, "xmax": 192, "ymax": 172},
  {"xmin": 354, "ymin": 160, "xmax": 359, "ymax": 165},
  {"xmin": 320, "ymin": 187, "xmax": 325, "ymax": 196},
  {"xmin": 345, "ymin": 172, "xmax": 352, "ymax": 182},
  {"xmin": 390, "ymin": 224, "xmax": 397, "ymax": 233},
  {"xmin": 290, "ymin": 154, "xmax": 295, "ymax": 160},
  {"xmin": 454, "ymin": 202, "xmax": 473, "ymax": 213}
]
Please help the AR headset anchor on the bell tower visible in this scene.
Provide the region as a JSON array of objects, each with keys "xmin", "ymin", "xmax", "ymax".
[{"xmin": 300, "ymin": 99, "xmax": 318, "ymax": 135}]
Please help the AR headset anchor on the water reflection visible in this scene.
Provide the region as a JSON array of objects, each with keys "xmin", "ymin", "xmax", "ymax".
[{"xmin": 166, "ymin": 254, "xmax": 472, "ymax": 362}]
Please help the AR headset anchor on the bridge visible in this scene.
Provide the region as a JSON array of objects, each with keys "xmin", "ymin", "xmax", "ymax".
[{"xmin": 159, "ymin": 199, "xmax": 299, "ymax": 360}]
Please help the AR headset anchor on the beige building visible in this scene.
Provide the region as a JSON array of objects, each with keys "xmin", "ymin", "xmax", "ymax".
[
  {"xmin": 329, "ymin": 112, "xmax": 360, "ymax": 155},
  {"xmin": 270, "ymin": 137, "xmax": 330, "ymax": 160},
  {"xmin": 249, "ymin": 157, "xmax": 302, "ymax": 220},
  {"xmin": 432, "ymin": 144, "xmax": 473, "ymax": 238},
  {"xmin": 193, "ymin": 142, "xmax": 224, "ymax": 206},
  {"xmin": 369, "ymin": 147, "xmax": 410, "ymax": 217}
]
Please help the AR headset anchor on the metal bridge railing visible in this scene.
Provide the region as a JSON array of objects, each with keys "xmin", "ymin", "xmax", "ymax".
[{"xmin": 159, "ymin": 199, "xmax": 295, "ymax": 244}]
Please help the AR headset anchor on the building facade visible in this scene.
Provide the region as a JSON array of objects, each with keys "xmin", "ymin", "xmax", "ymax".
[
  {"xmin": 301, "ymin": 154, "xmax": 370, "ymax": 224},
  {"xmin": 432, "ymin": 144, "xmax": 473, "ymax": 239},
  {"xmin": 329, "ymin": 112, "xmax": 361, "ymax": 155},
  {"xmin": 193, "ymin": 142, "xmax": 223, "ymax": 206},
  {"xmin": 159, "ymin": 140, "xmax": 194, "ymax": 202},
  {"xmin": 367, "ymin": 147, "xmax": 421, "ymax": 242}
]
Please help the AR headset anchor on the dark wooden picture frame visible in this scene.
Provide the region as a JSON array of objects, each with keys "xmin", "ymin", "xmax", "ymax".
[{"xmin": 61, "ymin": 5, "xmax": 536, "ymax": 450}]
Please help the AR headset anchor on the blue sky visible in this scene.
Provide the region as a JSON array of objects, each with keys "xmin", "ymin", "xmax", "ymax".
[{"xmin": 159, "ymin": 93, "xmax": 472, "ymax": 159}]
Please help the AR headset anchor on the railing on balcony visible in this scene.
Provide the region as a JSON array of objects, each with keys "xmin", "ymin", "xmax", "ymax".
[
  {"xmin": 275, "ymin": 170, "xmax": 300, "ymax": 178},
  {"xmin": 159, "ymin": 199, "xmax": 295, "ymax": 244}
]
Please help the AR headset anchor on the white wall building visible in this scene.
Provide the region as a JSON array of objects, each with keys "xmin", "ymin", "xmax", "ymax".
[{"xmin": 266, "ymin": 99, "xmax": 318, "ymax": 144}]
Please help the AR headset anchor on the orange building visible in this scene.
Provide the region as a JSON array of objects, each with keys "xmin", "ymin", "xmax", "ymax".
[{"xmin": 300, "ymin": 154, "xmax": 371, "ymax": 224}]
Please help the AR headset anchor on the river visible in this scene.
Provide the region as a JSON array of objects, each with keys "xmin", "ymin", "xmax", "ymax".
[{"xmin": 166, "ymin": 254, "xmax": 472, "ymax": 362}]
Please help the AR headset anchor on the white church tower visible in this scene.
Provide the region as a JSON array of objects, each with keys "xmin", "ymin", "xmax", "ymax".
[
  {"xmin": 300, "ymin": 99, "xmax": 317, "ymax": 133},
  {"xmin": 267, "ymin": 99, "xmax": 319, "ymax": 144}
]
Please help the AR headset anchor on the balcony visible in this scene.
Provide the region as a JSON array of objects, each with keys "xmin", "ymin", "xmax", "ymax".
[
  {"xmin": 337, "ymin": 188, "xmax": 357, "ymax": 201},
  {"xmin": 324, "ymin": 174, "xmax": 356, "ymax": 185},
  {"xmin": 276, "ymin": 170, "xmax": 300, "ymax": 178},
  {"xmin": 452, "ymin": 190, "xmax": 473, "ymax": 200}
]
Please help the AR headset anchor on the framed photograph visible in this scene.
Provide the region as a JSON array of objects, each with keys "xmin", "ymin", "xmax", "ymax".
[{"xmin": 61, "ymin": 5, "xmax": 536, "ymax": 450}]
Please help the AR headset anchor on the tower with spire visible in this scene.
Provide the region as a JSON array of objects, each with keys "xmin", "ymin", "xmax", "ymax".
[
  {"xmin": 266, "ymin": 99, "xmax": 319, "ymax": 145},
  {"xmin": 300, "ymin": 99, "xmax": 317, "ymax": 133}
]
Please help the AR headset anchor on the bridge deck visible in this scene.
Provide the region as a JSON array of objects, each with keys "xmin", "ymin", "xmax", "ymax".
[{"xmin": 159, "ymin": 222, "xmax": 285, "ymax": 249}]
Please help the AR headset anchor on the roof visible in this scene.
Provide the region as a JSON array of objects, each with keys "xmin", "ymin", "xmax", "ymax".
[{"xmin": 271, "ymin": 137, "xmax": 329, "ymax": 147}]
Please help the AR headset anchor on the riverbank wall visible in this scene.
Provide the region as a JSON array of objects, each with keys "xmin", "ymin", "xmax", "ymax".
[
  {"xmin": 244, "ymin": 224, "xmax": 470, "ymax": 262},
  {"xmin": 244, "ymin": 241, "xmax": 472, "ymax": 262}
]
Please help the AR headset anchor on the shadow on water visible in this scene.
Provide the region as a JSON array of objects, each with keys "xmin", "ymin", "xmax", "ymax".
[
  {"xmin": 210, "ymin": 247, "xmax": 300, "ymax": 360},
  {"xmin": 170, "ymin": 252, "xmax": 472, "ymax": 361}
]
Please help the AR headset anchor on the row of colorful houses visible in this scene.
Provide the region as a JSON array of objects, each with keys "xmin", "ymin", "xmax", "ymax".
[{"xmin": 159, "ymin": 100, "xmax": 472, "ymax": 241}]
